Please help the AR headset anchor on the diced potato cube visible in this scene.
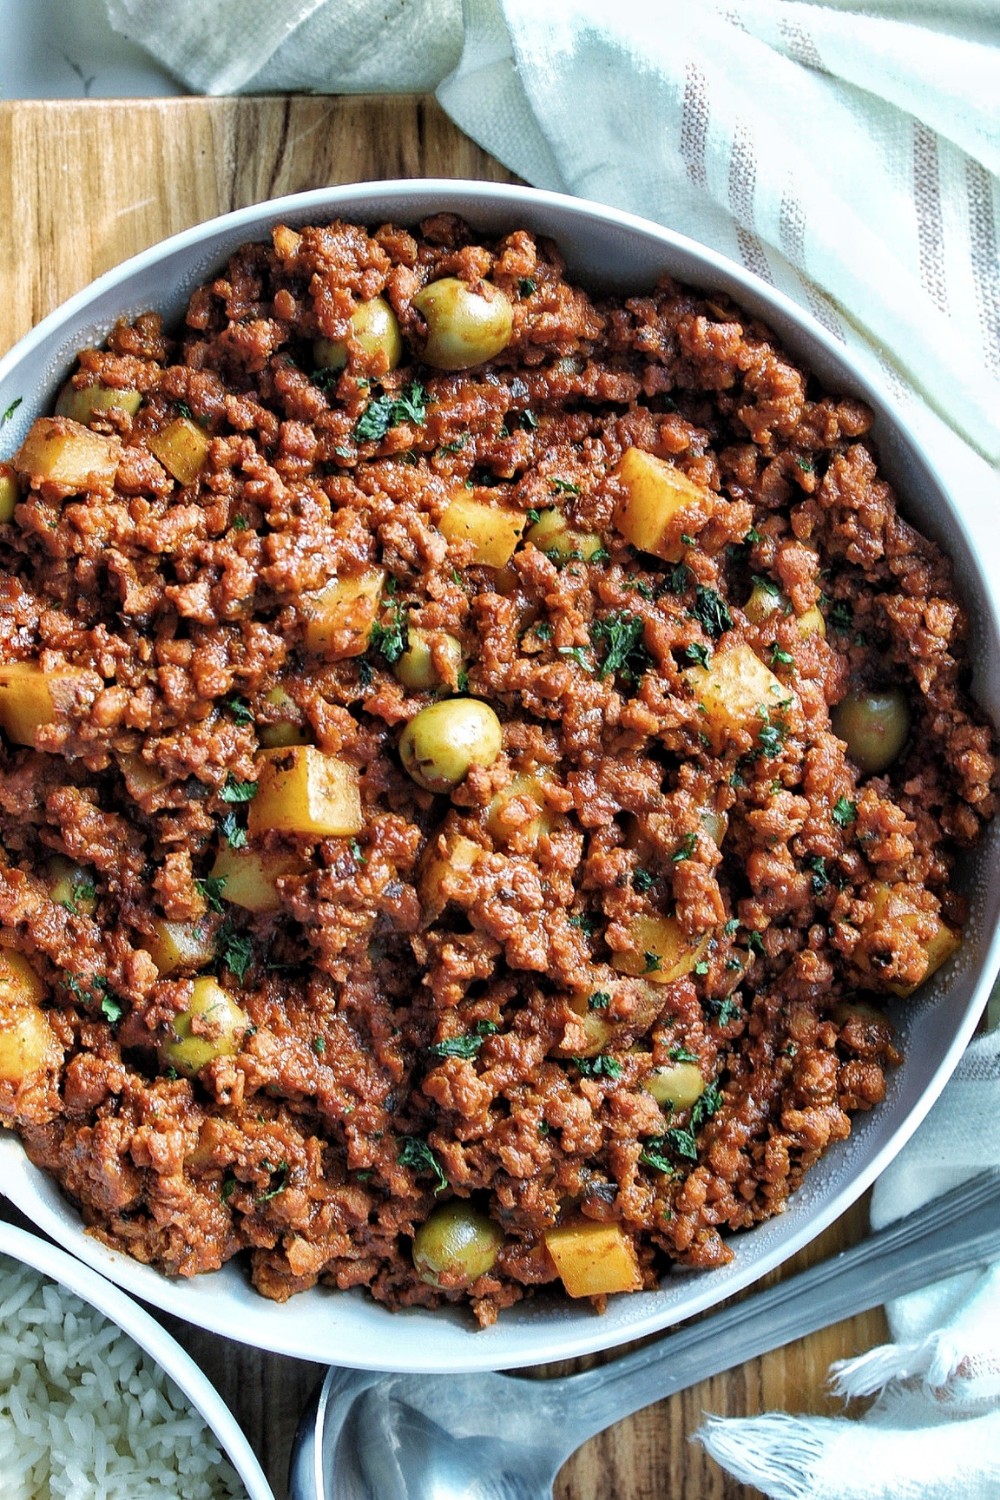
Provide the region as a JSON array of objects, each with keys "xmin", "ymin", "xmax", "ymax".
[
  {"xmin": 440, "ymin": 492, "xmax": 526, "ymax": 567},
  {"xmin": 15, "ymin": 417, "xmax": 120, "ymax": 488},
  {"xmin": 0, "ymin": 949, "xmax": 53, "ymax": 1082},
  {"xmin": 302, "ymin": 568, "xmax": 385, "ymax": 661},
  {"xmin": 419, "ymin": 832, "xmax": 483, "ymax": 922},
  {"xmin": 0, "ymin": 949, "xmax": 46, "ymax": 1006},
  {"xmin": 209, "ymin": 845, "xmax": 307, "ymax": 914},
  {"xmin": 613, "ymin": 449, "xmax": 713, "ymax": 561},
  {"xmin": 0, "ymin": 663, "xmax": 88, "ymax": 747},
  {"xmin": 55, "ymin": 382, "xmax": 142, "ymax": 425},
  {"xmin": 143, "ymin": 919, "xmax": 216, "ymax": 977},
  {"xmin": 858, "ymin": 882, "xmax": 961, "ymax": 997},
  {"xmin": 0, "ymin": 462, "xmax": 19, "ymax": 522},
  {"xmin": 610, "ymin": 913, "xmax": 710, "ymax": 985},
  {"xmin": 684, "ymin": 641, "xmax": 792, "ymax": 751},
  {"xmin": 117, "ymin": 751, "xmax": 167, "ymax": 801},
  {"xmin": 148, "ymin": 416, "xmax": 210, "ymax": 485},
  {"xmin": 485, "ymin": 770, "xmax": 556, "ymax": 847},
  {"xmin": 544, "ymin": 1221, "xmax": 642, "ymax": 1298},
  {"xmin": 248, "ymin": 747, "xmax": 363, "ymax": 838},
  {"xmin": 525, "ymin": 509, "xmax": 605, "ymax": 562}
]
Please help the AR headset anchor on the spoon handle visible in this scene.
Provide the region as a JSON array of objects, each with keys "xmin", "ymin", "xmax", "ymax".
[{"xmin": 559, "ymin": 1168, "xmax": 1000, "ymax": 1444}]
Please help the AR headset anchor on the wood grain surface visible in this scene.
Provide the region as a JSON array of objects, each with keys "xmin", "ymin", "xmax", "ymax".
[{"xmin": 0, "ymin": 94, "xmax": 886, "ymax": 1500}]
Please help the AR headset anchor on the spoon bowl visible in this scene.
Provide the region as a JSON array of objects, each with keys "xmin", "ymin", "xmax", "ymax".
[{"xmin": 289, "ymin": 1170, "xmax": 1000, "ymax": 1500}]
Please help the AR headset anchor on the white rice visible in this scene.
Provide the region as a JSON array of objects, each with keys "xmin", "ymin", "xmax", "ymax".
[{"xmin": 0, "ymin": 1253, "xmax": 247, "ymax": 1499}]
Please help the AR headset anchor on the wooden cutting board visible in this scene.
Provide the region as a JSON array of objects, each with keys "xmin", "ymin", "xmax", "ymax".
[{"xmin": 0, "ymin": 95, "xmax": 886, "ymax": 1500}]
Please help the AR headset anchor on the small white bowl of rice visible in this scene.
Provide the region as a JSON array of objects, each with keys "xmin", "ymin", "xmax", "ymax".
[{"xmin": 0, "ymin": 1221, "xmax": 273, "ymax": 1500}]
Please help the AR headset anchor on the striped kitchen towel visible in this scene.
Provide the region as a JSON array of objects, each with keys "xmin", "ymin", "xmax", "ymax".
[{"xmin": 106, "ymin": 0, "xmax": 1000, "ymax": 520}]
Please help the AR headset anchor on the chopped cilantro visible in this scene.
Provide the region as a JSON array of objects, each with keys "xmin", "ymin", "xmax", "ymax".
[
  {"xmin": 795, "ymin": 456, "xmax": 814, "ymax": 473},
  {"xmin": 456, "ymin": 668, "xmax": 470, "ymax": 692},
  {"xmin": 397, "ymin": 1135, "xmax": 448, "ymax": 1194},
  {"xmin": 427, "ymin": 1021, "xmax": 498, "ymax": 1061},
  {"xmin": 223, "ymin": 693, "xmax": 253, "ymax": 725},
  {"xmin": 770, "ymin": 643, "xmax": 794, "ymax": 666},
  {"xmin": 349, "ymin": 838, "xmax": 366, "ymax": 864},
  {"xmin": 557, "ymin": 644, "xmax": 592, "ymax": 671},
  {"xmin": 669, "ymin": 1045, "xmax": 700, "ymax": 1063},
  {"xmin": 588, "ymin": 990, "xmax": 612, "ymax": 1010},
  {"xmin": 752, "ymin": 574, "xmax": 781, "ymax": 597},
  {"xmin": 744, "ymin": 527, "xmax": 762, "ymax": 544},
  {"xmin": 684, "ymin": 642, "xmax": 712, "ymax": 668},
  {"xmin": 533, "ymin": 621, "xmax": 554, "ymax": 641},
  {"xmin": 439, "ymin": 434, "xmax": 469, "ymax": 454},
  {"xmin": 828, "ymin": 598, "xmax": 853, "ymax": 630},
  {"xmin": 632, "ymin": 868, "xmax": 655, "ymax": 892},
  {"xmin": 312, "ymin": 367, "xmax": 341, "ymax": 393},
  {"xmin": 518, "ymin": 277, "xmax": 537, "ymax": 297},
  {"xmin": 805, "ymin": 854, "xmax": 830, "ymax": 893},
  {"xmin": 665, "ymin": 562, "xmax": 691, "ymax": 595},
  {"xmin": 220, "ymin": 775, "xmax": 257, "ymax": 804},
  {"xmin": 748, "ymin": 930, "xmax": 766, "ymax": 955},
  {"xmin": 195, "ymin": 875, "xmax": 228, "ymax": 913},
  {"xmin": 311, "ymin": 1035, "xmax": 326, "ymax": 1055},
  {"xmin": 572, "ymin": 1054, "xmax": 623, "ymax": 1080},
  {"xmin": 643, "ymin": 951, "xmax": 661, "ymax": 973},
  {"xmin": 690, "ymin": 585, "xmax": 733, "ymax": 638},
  {"xmin": 370, "ymin": 600, "xmax": 408, "ymax": 664},
  {"xmin": 220, "ymin": 810, "xmax": 248, "ymax": 850},
  {"xmin": 672, "ymin": 831, "xmax": 698, "ymax": 862},
  {"xmin": 256, "ymin": 1160, "xmax": 289, "ymax": 1203},
  {"xmin": 568, "ymin": 910, "xmax": 599, "ymax": 935},
  {"xmin": 217, "ymin": 927, "xmax": 253, "ymax": 982},
  {"xmin": 705, "ymin": 996, "xmax": 742, "ymax": 1026},
  {"xmin": 694, "ymin": 959, "xmax": 710, "ymax": 976},
  {"xmin": 231, "ymin": 514, "xmax": 249, "ymax": 531},
  {"xmin": 639, "ymin": 1140, "xmax": 678, "ymax": 1175},
  {"xmin": 592, "ymin": 610, "xmax": 650, "ymax": 683},
  {"xmin": 550, "ymin": 478, "xmax": 580, "ymax": 494},
  {"xmin": 1, "ymin": 397, "xmax": 23, "ymax": 427},
  {"xmin": 354, "ymin": 381, "xmax": 428, "ymax": 443},
  {"xmin": 832, "ymin": 797, "xmax": 857, "ymax": 829},
  {"xmin": 526, "ymin": 508, "xmax": 541, "ymax": 524}
]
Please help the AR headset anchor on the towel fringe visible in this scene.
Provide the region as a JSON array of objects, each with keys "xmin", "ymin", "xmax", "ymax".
[{"xmin": 694, "ymin": 1413, "xmax": 831, "ymax": 1500}]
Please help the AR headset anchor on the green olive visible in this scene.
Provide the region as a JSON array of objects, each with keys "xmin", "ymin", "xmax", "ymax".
[
  {"xmin": 160, "ymin": 977, "xmax": 248, "ymax": 1077},
  {"xmin": 393, "ymin": 629, "xmax": 464, "ymax": 691},
  {"xmin": 399, "ymin": 698, "xmax": 502, "ymax": 792},
  {"xmin": 313, "ymin": 295, "xmax": 403, "ymax": 375},
  {"xmin": 642, "ymin": 1061, "xmax": 705, "ymax": 1110},
  {"xmin": 831, "ymin": 687, "xmax": 911, "ymax": 773},
  {"xmin": 0, "ymin": 464, "xmax": 18, "ymax": 524},
  {"xmin": 412, "ymin": 1200, "xmax": 504, "ymax": 1288},
  {"xmin": 46, "ymin": 856, "xmax": 98, "ymax": 917},
  {"xmin": 54, "ymin": 382, "xmax": 142, "ymax": 424},
  {"xmin": 412, "ymin": 277, "xmax": 514, "ymax": 371}
]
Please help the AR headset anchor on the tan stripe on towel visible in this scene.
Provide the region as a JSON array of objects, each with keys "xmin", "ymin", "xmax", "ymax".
[
  {"xmin": 966, "ymin": 158, "xmax": 1000, "ymax": 378},
  {"xmin": 913, "ymin": 122, "xmax": 949, "ymax": 316}
]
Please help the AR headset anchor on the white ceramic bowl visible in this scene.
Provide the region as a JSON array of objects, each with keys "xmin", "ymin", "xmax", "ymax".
[
  {"xmin": 0, "ymin": 180, "xmax": 997, "ymax": 1373},
  {"xmin": 0, "ymin": 1219, "xmax": 273, "ymax": 1499}
]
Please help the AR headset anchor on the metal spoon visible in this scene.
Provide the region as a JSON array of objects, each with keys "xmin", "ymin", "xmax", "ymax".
[{"xmin": 289, "ymin": 1169, "xmax": 1000, "ymax": 1500}]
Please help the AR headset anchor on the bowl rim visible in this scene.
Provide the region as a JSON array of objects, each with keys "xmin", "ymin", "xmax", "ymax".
[
  {"xmin": 0, "ymin": 177, "xmax": 998, "ymax": 1373},
  {"xmin": 0, "ymin": 1218, "xmax": 274, "ymax": 1500}
]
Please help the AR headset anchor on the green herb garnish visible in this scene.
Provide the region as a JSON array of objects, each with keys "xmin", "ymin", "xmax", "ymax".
[
  {"xmin": 572, "ymin": 1054, "xmax": 623, "ymax": 1080},
  {"xmin": 220, "ymin": 810, "xmax": 248, "ymax": 850},
  {"xmin": 195, "ymin": 875, "xmax": 228, "ymax": 913},
  {"xmin": 690, "ymin": 585, "xmax": 733, "ymax": 638},
  {"xmin": 354, "ymin": 381, "xmax": 428, "ymax": 443},
  {"xmin": 220, "ymin": 775, "xmax": 258, "ymax": 804},
  {"xmin": 398, "ymin": 1135, "xmax": 449, "ymax": 1194},
  {"xmin": 592, "ymin": 610, "xmax": 650, "ymax": 683},
  {"xmin": 832, "ymin": 797, "xmax": 857, "ymax": 828}
]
